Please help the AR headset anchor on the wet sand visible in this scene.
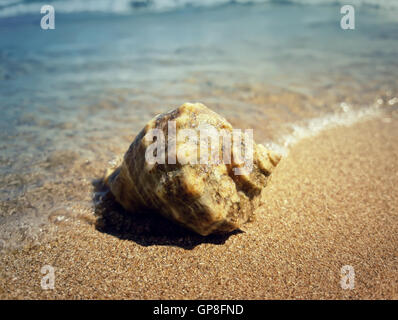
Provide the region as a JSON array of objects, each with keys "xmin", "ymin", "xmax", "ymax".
[{"xmin": 1, "ymin": 115, "xmax": 397, "ymax": 299}]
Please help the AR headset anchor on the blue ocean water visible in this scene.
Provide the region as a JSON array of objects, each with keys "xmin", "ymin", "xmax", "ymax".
[{"xmin": 0, "ymin": 0, "xmax": 397, "ymax": 249}]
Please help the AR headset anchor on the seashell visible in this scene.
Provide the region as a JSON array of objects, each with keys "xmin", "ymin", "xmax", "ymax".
[{"xmin": 105, "ymin": 103, "xmax": 280, "ymax": 236}]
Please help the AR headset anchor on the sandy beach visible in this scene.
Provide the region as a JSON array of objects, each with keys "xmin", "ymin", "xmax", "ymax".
[{"xmin": 1, "ymin": 112, "xmax": 397, "ymax": 299}]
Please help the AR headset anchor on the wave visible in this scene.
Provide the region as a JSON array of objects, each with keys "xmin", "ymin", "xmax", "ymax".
[
  {"xmin": 1, "ymin": 0, "xmax": 398, "ymax": 18},
  {"xmin": 264, "ymin": 102, "xmax": 383, "ymax": 156}
]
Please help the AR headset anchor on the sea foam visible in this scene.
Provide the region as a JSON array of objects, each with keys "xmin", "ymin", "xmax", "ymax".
[
  {"xmin": 1, "ymin": 0, "xmax": 398, "ymax": 18},
  {"xmin": 264, "ymin": 103, "xmax": 382, "ymax": 156}
]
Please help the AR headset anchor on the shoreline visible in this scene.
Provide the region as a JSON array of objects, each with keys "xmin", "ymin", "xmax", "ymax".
[{"xmin": 1, "ymin": 115, "xmax": 397, "ymax": 299}]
